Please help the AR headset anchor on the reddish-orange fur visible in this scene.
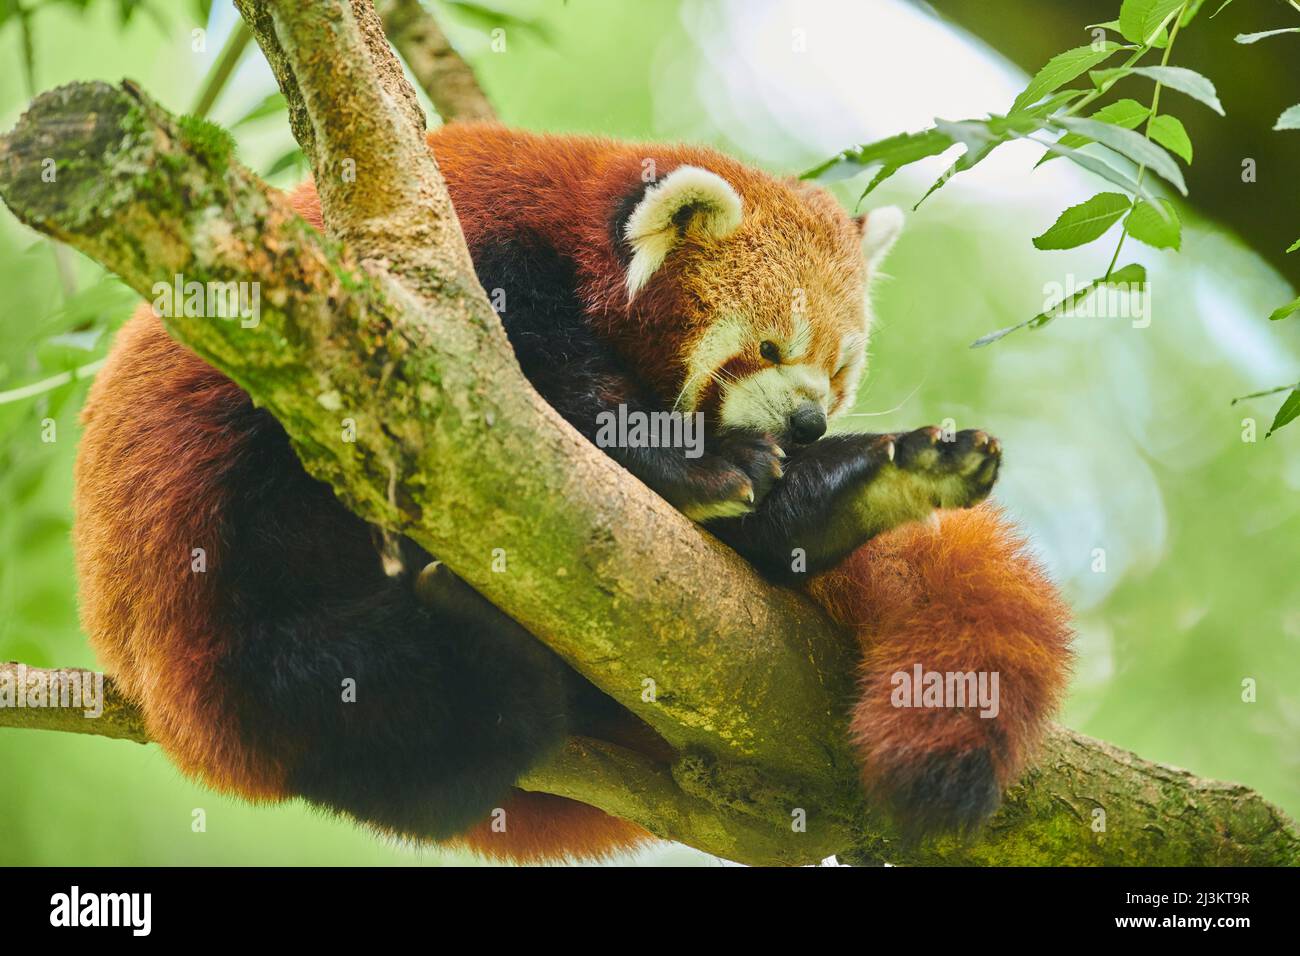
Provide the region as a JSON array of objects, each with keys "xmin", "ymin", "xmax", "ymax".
[
  {"xmin": 76, "ymin": 310, "xmax": 293, "ymax": 800},
  {"xmin": 76, "ymin": 124, "xmax": 1071, "ymax": 863},
  {"xmin": 809, "ymin": 504, "xmax": 1074, "ymax": 821},
  {"xmin": 450, "ymin": 792, "xmax": 651, "ymax": 864},
  {"xmin": 79, "ymin": 304, "xmax": 649, "ymax": 863}
]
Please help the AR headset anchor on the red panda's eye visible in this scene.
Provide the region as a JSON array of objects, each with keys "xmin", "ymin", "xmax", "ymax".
[{"xmin": 759, "ymin": 340, "xmax": 781, "ymax": 364}]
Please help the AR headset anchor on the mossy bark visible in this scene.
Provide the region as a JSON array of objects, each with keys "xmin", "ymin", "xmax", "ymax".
[{"xmin": 0, "ymin": 1, "xmax": 1296, "ymax": 867}]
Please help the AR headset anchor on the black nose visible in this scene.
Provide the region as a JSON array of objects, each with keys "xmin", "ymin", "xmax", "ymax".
[{"xmin": 789, "ymin": 403, "xmax": 827, "ymax": 444}]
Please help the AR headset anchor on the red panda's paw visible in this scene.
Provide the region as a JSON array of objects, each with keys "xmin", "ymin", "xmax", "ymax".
[
  {"xmin": 890, "ymin": 426, "xmax": 1001, "ymax": 508},
  {"xmin": 679, "ymin": 431, "xmax": 784, "ymax": 522},
  {"xmin": 851, "ymin": 427, "xmax": 1000, "ymax": 537}
]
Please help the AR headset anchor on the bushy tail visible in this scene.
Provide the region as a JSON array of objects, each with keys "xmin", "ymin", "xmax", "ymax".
[{"xmin": 808, "ymin": 503, "xmax": 1073, "ymax": 834}]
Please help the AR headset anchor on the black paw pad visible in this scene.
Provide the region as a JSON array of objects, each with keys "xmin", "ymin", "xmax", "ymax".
[{"xmin": 893, "ymin": 427, "xmax": 1001, "ymax": 508}]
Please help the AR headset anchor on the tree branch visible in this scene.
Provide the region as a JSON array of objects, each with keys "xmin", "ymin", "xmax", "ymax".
[
  {"xmin": 0, "ymin": 0, "xmax": 1295, "ymax": 866},
  {"xmin": 5, "ymin": 663, "xmax": 1295, "ymax": 865},
  {"xmin": 376, "ymin": 0, "xmax": 497, "ymax": 123}
]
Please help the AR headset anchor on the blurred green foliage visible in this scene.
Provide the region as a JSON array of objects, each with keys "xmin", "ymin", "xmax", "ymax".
[{"xmin": 0, "ymin": 0, "xmax": 1296, "ymax": 865}]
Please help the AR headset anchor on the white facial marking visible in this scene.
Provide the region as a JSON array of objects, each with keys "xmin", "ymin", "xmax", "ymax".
[
  {"xmin": 830, "ymin": 330, "xmax": 869, "ymax": 419},
  {"xmin": 720, "ymin": 364, "xmax": 831, "ymax": 432},
  {"xmin": 624, "ymin": 165, "xmax": 743, "ymax": 299},
  {"xmin": 678, "ymin": 316, "xmax": 748, "ymax": 411}
]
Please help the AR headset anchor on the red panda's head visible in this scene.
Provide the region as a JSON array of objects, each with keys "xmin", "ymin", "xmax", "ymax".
[{"xmin": 606, "ymin": 158, "xmax": 902, "ymax": 446}]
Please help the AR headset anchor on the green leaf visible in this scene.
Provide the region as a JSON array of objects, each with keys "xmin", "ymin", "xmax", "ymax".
[
  {"xmin": 1090, "ymin": 67, "xmax": 1135, "ymax": 93},
  {"xmin": 1093, "ymin": 16, "xmax": 1171, "ymax": 47},
  {"xmin": 1105, "ymin": 263, "xmax": 1150, "ymax": 284},
  {"xmin": 913, "ymin": 109, "xmax": 1066, "ymax": 207},
  {"xmin": 970, "ymin": 264, "xmax": 1147, "ymax": 347},
  {"xmin": 1235, "ymin": 28, "xmax": 1300, "ymax": 44},
  {"xmin": 1269, "ymin": 296, "xmax": 1300, "ymax": 321},
  {"xmin": 914, "ymin": 142, "xmax": 995, "ymax": 209},
  {"xmin": 1037, "ymin": 99, "xmax": 1149, "ymax": 166},
  {"xmin": 1012, "ymin": 88, "xmax": 1093, "ymax": 119},
  {"xmin": 934, "ymin": 117, "xmax": 1002, "ymax": 153},
  {"xmin": 1010, "ymin": 42, "xmax": 1125, "ymax": 114},
  {"xmin": 1210, "ymin": 1, "xmax": 1236, "ymax": 18},
  {"xmin": 1032, "ymin": 192, "xmax": 1132, "ymax": 250},
  {"xmin": 1118, "ymin": 0, "xmax": 1186, "ymax": 45},
  {"xmin": 1032, "ymin": 263, "xmax": 1147, "ymax": 329},
  {"xmin": 1179, "ymin": 0, "xmax": 1212, "ymax": 26},
  {"xmin": 231, "ymin": 92, "xmax": 286, "ymax": 129},
  {"xmin": 1287, "ymin": 237, "xmax": 1300, "ymax": 254},
  {"xmin": 1054, "ymin": 115, "xmax": 1187, "ymax": 194},
  {"xmin": 802, "ymin": 128, "xmax": 953, "ymax": 187},
  {"xmin": 1125, "ymin": 199, "xmax": 1182, "ymax": 249},
  {"xmin": 1148, "ymin": 114, "xmax": 1193, "ymax": 162},
  {"xmin": 1089, "ymin": 98, "xmax": 1152, "ymax": 128},
  {"xmin": 1035, "ymin": 139, "xmax": 1161, "ymax": 205},
  {"xmin": 1232, "ymin": 383, "xmax": 1298, "ymax": 404},
  {"xmin": 1267, "ymin": 388, "xmax": 1300, "ymax": 437},
  {"xmin": 1275, "ymin": 104, "xmax": 1300, "ymax": 131},
  {"xmin": 1130, "ymin": 65, "xmax": 1226, "ymax": 115},
  {"xmin": 265, "ymin": 147, "xmax": 305, "ymax": 178}
]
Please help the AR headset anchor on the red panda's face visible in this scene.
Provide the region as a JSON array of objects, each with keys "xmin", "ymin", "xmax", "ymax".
[{"xmin": 619, "ymin": 163, "xmax": 901, "ymax": 445}]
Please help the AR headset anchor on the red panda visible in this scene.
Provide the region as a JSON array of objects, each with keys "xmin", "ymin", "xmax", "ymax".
[{"xmin": 73, "ymin": 123, "xmax": 1072, "ymax": 863}]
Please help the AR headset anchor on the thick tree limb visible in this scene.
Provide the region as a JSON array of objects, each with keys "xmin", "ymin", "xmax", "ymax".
[
  {"xmin": 5, "ymin": 664, "xmax": 1295, "ymax": 865},
  {"xmin": 0, "ymin": 79, "xmax": 870, "ymax": 861},
  {"xmin": 0, "ymin": 1, "xmax": 1296, "ymax": 866}
]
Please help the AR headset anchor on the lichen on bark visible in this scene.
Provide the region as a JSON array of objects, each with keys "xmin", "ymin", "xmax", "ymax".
[{"xmin": 0, "ymin": 0, "xmax": 1297, "ymax": 868}]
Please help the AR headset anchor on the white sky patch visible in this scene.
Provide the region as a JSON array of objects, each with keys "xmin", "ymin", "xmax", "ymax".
[
  {"xmin": 680, "ymin": 0, "xmax": 1093, "ymax": 205},
  {"xmin": 1195, "ymin": 273, "xmax": 1295, "ymax": 384}
]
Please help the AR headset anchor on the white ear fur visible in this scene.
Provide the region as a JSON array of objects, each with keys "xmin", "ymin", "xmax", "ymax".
[
  {"xmin": 862, "ymin": 205, "xmax": 904, "ymax": 269},
  {"xmin": 624, "ymin": 165, "xmax": 743, "ymax": 299}
]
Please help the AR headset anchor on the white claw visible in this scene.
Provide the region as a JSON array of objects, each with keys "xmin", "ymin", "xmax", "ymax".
[{"xmin": 885, "ymin": 440, "xmax": 896, "ymax": 462}]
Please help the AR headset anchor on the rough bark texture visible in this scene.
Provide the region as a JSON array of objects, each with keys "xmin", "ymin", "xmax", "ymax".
[
  {"xmin": 0, "ymin": 0, "xmax": 1296, "ymax": 866},
  {"xmin": 5, "ymin": 664, "xmax": 1296, "ymax": 866},
  {"xmin": 0, "ymin": 663, "xmax": 148, "ymax": 744}
]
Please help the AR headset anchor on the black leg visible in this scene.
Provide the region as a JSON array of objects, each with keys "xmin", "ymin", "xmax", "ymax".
[{"xmin": 706, "ymin": 427, "xmax": 1001, "ymax": 583}]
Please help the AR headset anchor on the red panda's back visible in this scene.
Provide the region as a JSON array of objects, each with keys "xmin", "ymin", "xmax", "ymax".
[{"xmin": 74, "ymin": 306, "xmax": 289, "ymax": 795}]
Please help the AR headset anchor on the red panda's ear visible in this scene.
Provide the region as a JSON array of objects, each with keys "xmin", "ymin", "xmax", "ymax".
[
  {"xmin": 858, "ymin": 205, "xmax": 904, "ymax": 270},
  {"xmin": 623, "ymin": 165, "xmax": 743, "ymax": 299}
]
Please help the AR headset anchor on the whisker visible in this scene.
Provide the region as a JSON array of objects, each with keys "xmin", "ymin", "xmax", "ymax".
[{"xmin": 838, "ymin": 381, "xmax": 924, "ymax": 418}]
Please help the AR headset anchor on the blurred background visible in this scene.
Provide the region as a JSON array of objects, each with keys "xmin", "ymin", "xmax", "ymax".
[{"xmin": 0, "ymin": 0, "xmax": 1296, "ymax": 865}]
